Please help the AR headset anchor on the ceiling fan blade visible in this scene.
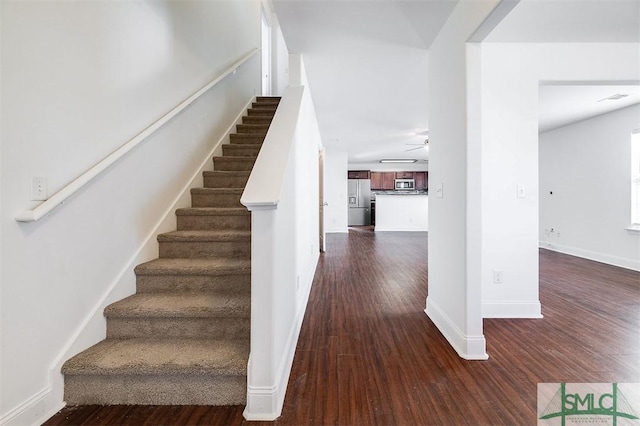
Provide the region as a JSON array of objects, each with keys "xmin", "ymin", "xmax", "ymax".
[
  {"xmin": 405, "ymin": 143, "xmax": 424, "ymax": 146},
  {"xmin": 405, "ymin": 146, "xmax": 424, "ymax": 152}
]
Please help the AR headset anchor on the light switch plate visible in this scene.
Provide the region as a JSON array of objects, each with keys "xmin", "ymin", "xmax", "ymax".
[{"xmin": 436, "ymin": 183, "xmax": 443, "ymax": 198}]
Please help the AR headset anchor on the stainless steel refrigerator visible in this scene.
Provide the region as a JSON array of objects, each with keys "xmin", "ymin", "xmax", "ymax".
[{"xmin": 348, "ymin": 179, "xmax": 371, "ymax": 226}]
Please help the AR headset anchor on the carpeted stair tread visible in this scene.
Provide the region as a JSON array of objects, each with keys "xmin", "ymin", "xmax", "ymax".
[
  {"xmin": 202, "ymin": 171, "xmax": 251, "ymax": 177},
  {"xmin": 230, "ymin": 134, "xmax": 266, "ymax": 144},
  {"xmin": 247, "ymin": 109, "xmax": 276, "ymax": 117},
  {"xmin": 224, "ymin": 143, "xmax": 263, "ymax": 149},
  {"xmin": 236, "ymin": 124, "xmax": 269, "ymax": 134},
  {"xmin": 175, "ymin": 207, "xmax": 249, "ymax": 216},
  {"xmin": 62, "ymin": 339, "xmax": 249, "ymax": 376},
  {"xmin": 105, "ymin": 293, "xmax": 250, "ymax": 318},
  {"xmin": 158, "ymin": 230, "xmax": 250, "ymax": 242},
  {"xmin": 242, "ymin": 116, "xmax": 273, "ymax": 124},
  {"xmin": 211, "ymin": 157, "xmax": 256, "ymax": 163},
  {"xmin": 135, "ymin": 258, "xmax": 250, "ymax": 276},
  {"xmin": 191, "ymin": 187, "xmax": 244, "ymax": 194}
]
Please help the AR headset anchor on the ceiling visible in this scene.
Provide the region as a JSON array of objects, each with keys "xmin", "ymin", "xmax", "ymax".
[
  {"xmin": 539, "ymin": 84, "xmax": 640, "ymax": 133},
  {"xmin": 272, "ymin": 0, "xmax": 640, "ymax": 164}
]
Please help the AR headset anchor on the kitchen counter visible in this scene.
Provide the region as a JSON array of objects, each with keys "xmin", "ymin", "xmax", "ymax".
[{"xmin": 374, "ymin": 193, "xmax": 428, "ymax": 232}]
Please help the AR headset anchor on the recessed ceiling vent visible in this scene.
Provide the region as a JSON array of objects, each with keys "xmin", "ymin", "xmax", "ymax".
[{"xmin": 597, "ymin": 93, "xmax": 629, "ymax": 102}]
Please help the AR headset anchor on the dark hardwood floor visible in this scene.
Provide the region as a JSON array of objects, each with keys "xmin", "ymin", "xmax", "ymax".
[{"xmin": 44, "ymin": 229, "xmax": 639, "ymax": 425}]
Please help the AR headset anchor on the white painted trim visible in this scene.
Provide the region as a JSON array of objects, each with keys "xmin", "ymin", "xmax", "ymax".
[
  {"xmin": 15, "ymin": 49, "xmax": 259, "ymax": 222},
  {"xmin": 482, "ymin": 300, "xmax": 543, "ymax": 318},
  {"xmin": 0, "ymin": 387, "xmax": 63, "ymax": 426},
  {"xmin": 6, "ymin": 99, "xmax": 255, "ymax": 426},
  {"xmin": 539, "ymin": 242, "xmax": 640, "ymax": 272},
  {"xmin": 244, "ymin": 253, "xmax": 319, "ymax": 421},
  {"xmin": 625, "ymin": 225, "xmax": 640, "ymax": 234},
  {"xmin": 425, "ymin": 297, "xmax": 488, "ymax": 360}
]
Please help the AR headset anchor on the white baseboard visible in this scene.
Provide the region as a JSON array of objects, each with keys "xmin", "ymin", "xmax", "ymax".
[
  {"xmin": 244, "ymin": 253, "xmax": 319, "ymax": 421},
  {"xmin": 425, "ymin": 297, "xmax": 488, "ymax": 360},
  {"xmin": 482, "ymin": 300, "xmax": 543, "ymax": 318},
  {"xmin": 539, "ymin": 242, "xmax": 640, "ymax": 272},
  {"xmin": 0, "ymin": 387, "xmax": 63, "ymax": 426},
  {"xmin": 2, "ymin": 99, "xmax": 256, "ymax": 426}
]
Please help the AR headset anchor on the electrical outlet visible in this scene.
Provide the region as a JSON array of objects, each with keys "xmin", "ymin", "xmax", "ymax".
[
  {"xmin": 493, "ymin": 270, "xmax": 503, "ymax": 284},
  {"xmin": 435, "ymin": 183, "xmax": 443, "ymax": 198},
  {"xmin": 31, "ymin": 177, "xmax": 47, "ymax": 201}
]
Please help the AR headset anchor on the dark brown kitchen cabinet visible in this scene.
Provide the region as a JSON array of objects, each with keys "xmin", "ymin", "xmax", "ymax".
[
  {"xmin": 348, "ymin": 170, "xmax": 370, "ymax": 179},
  {"xmin": 381, "ymin": 172, "xmax": 395, "ymax": 190},
  {"xmin": 395, "ymin": 171, "xmax": 414, "ymax": 179},
  {"xmin": 415, "ymin": 172, "xmax": 428, "ymax": 191},
  {"xmin": 371, "ymin": 172, "xmax": 383, "ymax": 190}
]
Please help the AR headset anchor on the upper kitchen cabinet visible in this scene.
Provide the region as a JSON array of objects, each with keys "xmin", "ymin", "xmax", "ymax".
[
  {"xmin": 395, "ymin": 171, "xmax": 414, "ymax": 179},
  {"xmin": 371, "ymin": 172, "xmax": 396, "ymax": 190},
  {"xmin": 415, "ymin": 172, "xmax": 428, "ymax": 191},
  {"xmin": 348, "ymin": 170, "xmax": 370, "ymax": 179}
]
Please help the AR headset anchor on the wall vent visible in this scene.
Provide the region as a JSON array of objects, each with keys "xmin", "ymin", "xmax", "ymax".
[{"xmin": 597, "ymin": 93, "xmax": 629, "ymax": 102}]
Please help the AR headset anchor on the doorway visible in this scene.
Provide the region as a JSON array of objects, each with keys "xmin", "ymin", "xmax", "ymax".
[{"xmin": 261, "ymin": 10, "xmax": 271, "ymax": 96}]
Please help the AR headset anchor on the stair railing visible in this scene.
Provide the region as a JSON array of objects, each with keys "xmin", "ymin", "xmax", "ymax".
[
  {"xmin": 241, "ymin": 83, "xmax": 321, "ymax": 420},
  {"xmin": 15, "ymin": 48, "xmax": 259, "ymax": 223}
]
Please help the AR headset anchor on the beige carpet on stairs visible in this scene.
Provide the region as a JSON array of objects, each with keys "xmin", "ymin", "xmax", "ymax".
[{"xmin": 61, "ymin": 97, "xmax": 280, "ymax": 406}]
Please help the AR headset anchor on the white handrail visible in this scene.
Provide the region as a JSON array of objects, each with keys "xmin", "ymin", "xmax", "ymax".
[
  {"xmin": 241, "ymin": 86, "xmax": 304, "ymax": 211},
  {"xmin": 15, "ymin": 48, "xmax": 259, "ymax": 222}
]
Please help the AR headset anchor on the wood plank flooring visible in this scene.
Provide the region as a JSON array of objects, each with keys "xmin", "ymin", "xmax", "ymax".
[{"xmin": 44, "ymin": 228, "xmax": 640, "ymax": 425}]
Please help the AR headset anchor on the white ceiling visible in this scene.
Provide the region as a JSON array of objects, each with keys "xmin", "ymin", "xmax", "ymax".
[
  {"xmin": 539, "ymin": 84, "xmax": 640, "ymax": 133},
  {"xmin": 484, "ymin": 0, "xmax": 640, "ymax": 43},
  {"xmin": 272, "ymin": 0, "xmax": 457, "ymax": 164},
  {"xmin": 272, "ymin": 0, "xmax": 640, "ymax": 163}
]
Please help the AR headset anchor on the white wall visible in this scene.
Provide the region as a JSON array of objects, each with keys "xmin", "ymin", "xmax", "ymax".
[
  {"xmin": 540, "ymin": 104, "xmax": 640, "ymax": 271},
  {"xmin": 324, "ymin": 149, "xmax": 348, "ymax": 233},
  {"xmin": 273, "ymin": 21, "xmax": 290, "ymax": 96},
  {"xmin": 425, "ymin": 0, "xmax": 498, "ymax": 360},
  {"xmin": 480, "ymin": 43, "xmax": 640, "ymax": 318},
  {"xmin": 262, "ymin": 0, "xmax": 289, "ymax": 97},
  {"xmin": 0, "ymin": 2, "xmax": 260, "ymax": 424}
]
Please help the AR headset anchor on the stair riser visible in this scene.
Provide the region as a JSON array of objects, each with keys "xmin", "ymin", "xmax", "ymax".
[
  {"xmin": 159, "ymin": 241, "xmax": 250, "ymax": 259},
  {"xmin": 177, "ymin": 215, "xmax": 250, "ymax": 231},
  {"xmin": 256, "ymin": 96, "xmax": 280, "ymax": 103},
  {"xmin": 251, "ymin": 103, "xmax": 278, "ymax": 110},
  {"xmin": 191, "ymin": 193, "xmax": 242, "ymax": 208},
  {"xmin": 247, "ymin": 109, "xmax": 275, "ymax": 117},
  {"xmin": 230, "ymin": 134, "xmax": 265, "ymax": 144},
  {"xmin": 203, "ymin": 175, "xmax": 249, "ymax": 188},
  {"xmin": 213, "ymin": 159, "xmax": 255, "ymax": 172},
  {"xmin": 236, "ymin": 125, "xmax": 268, "ymax": 135},
  {"xmin": 222, "ymin": 146, "xmax": 261, "ymax": 157},
  {"xmin": 136, "ymin": 273, "xmax": 251, "ymax": 294},
  {"xmin": 107, "ymin": 317, "xmax": 250, "ymax": 340},
  {"xmin": 242, "ymin": 116, "xmax": 272, "ymax": 125},
  {"xmin": 64, "ymin": 374, "xmax": 246, "ymax": 405}
]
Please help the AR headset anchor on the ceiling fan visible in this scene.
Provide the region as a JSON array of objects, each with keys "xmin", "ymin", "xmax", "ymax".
[{"xmin": 405, "ymin": 138, "xmax": 429, "ymax": 152}]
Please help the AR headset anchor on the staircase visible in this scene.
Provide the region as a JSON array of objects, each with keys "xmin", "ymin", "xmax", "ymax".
[{"xmin": 61, "ymin": 97, "xmax": 280, "ymax": 406}]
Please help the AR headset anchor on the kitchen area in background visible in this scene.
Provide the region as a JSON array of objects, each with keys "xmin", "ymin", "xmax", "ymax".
[{"xmin": 347, "ymin": 169, "xmax": 429, "ymax": 232}]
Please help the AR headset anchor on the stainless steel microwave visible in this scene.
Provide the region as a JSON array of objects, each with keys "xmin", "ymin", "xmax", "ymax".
[{"xmin": 395, "ymin": 179, "xmax": 415, "ymax": 190}]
